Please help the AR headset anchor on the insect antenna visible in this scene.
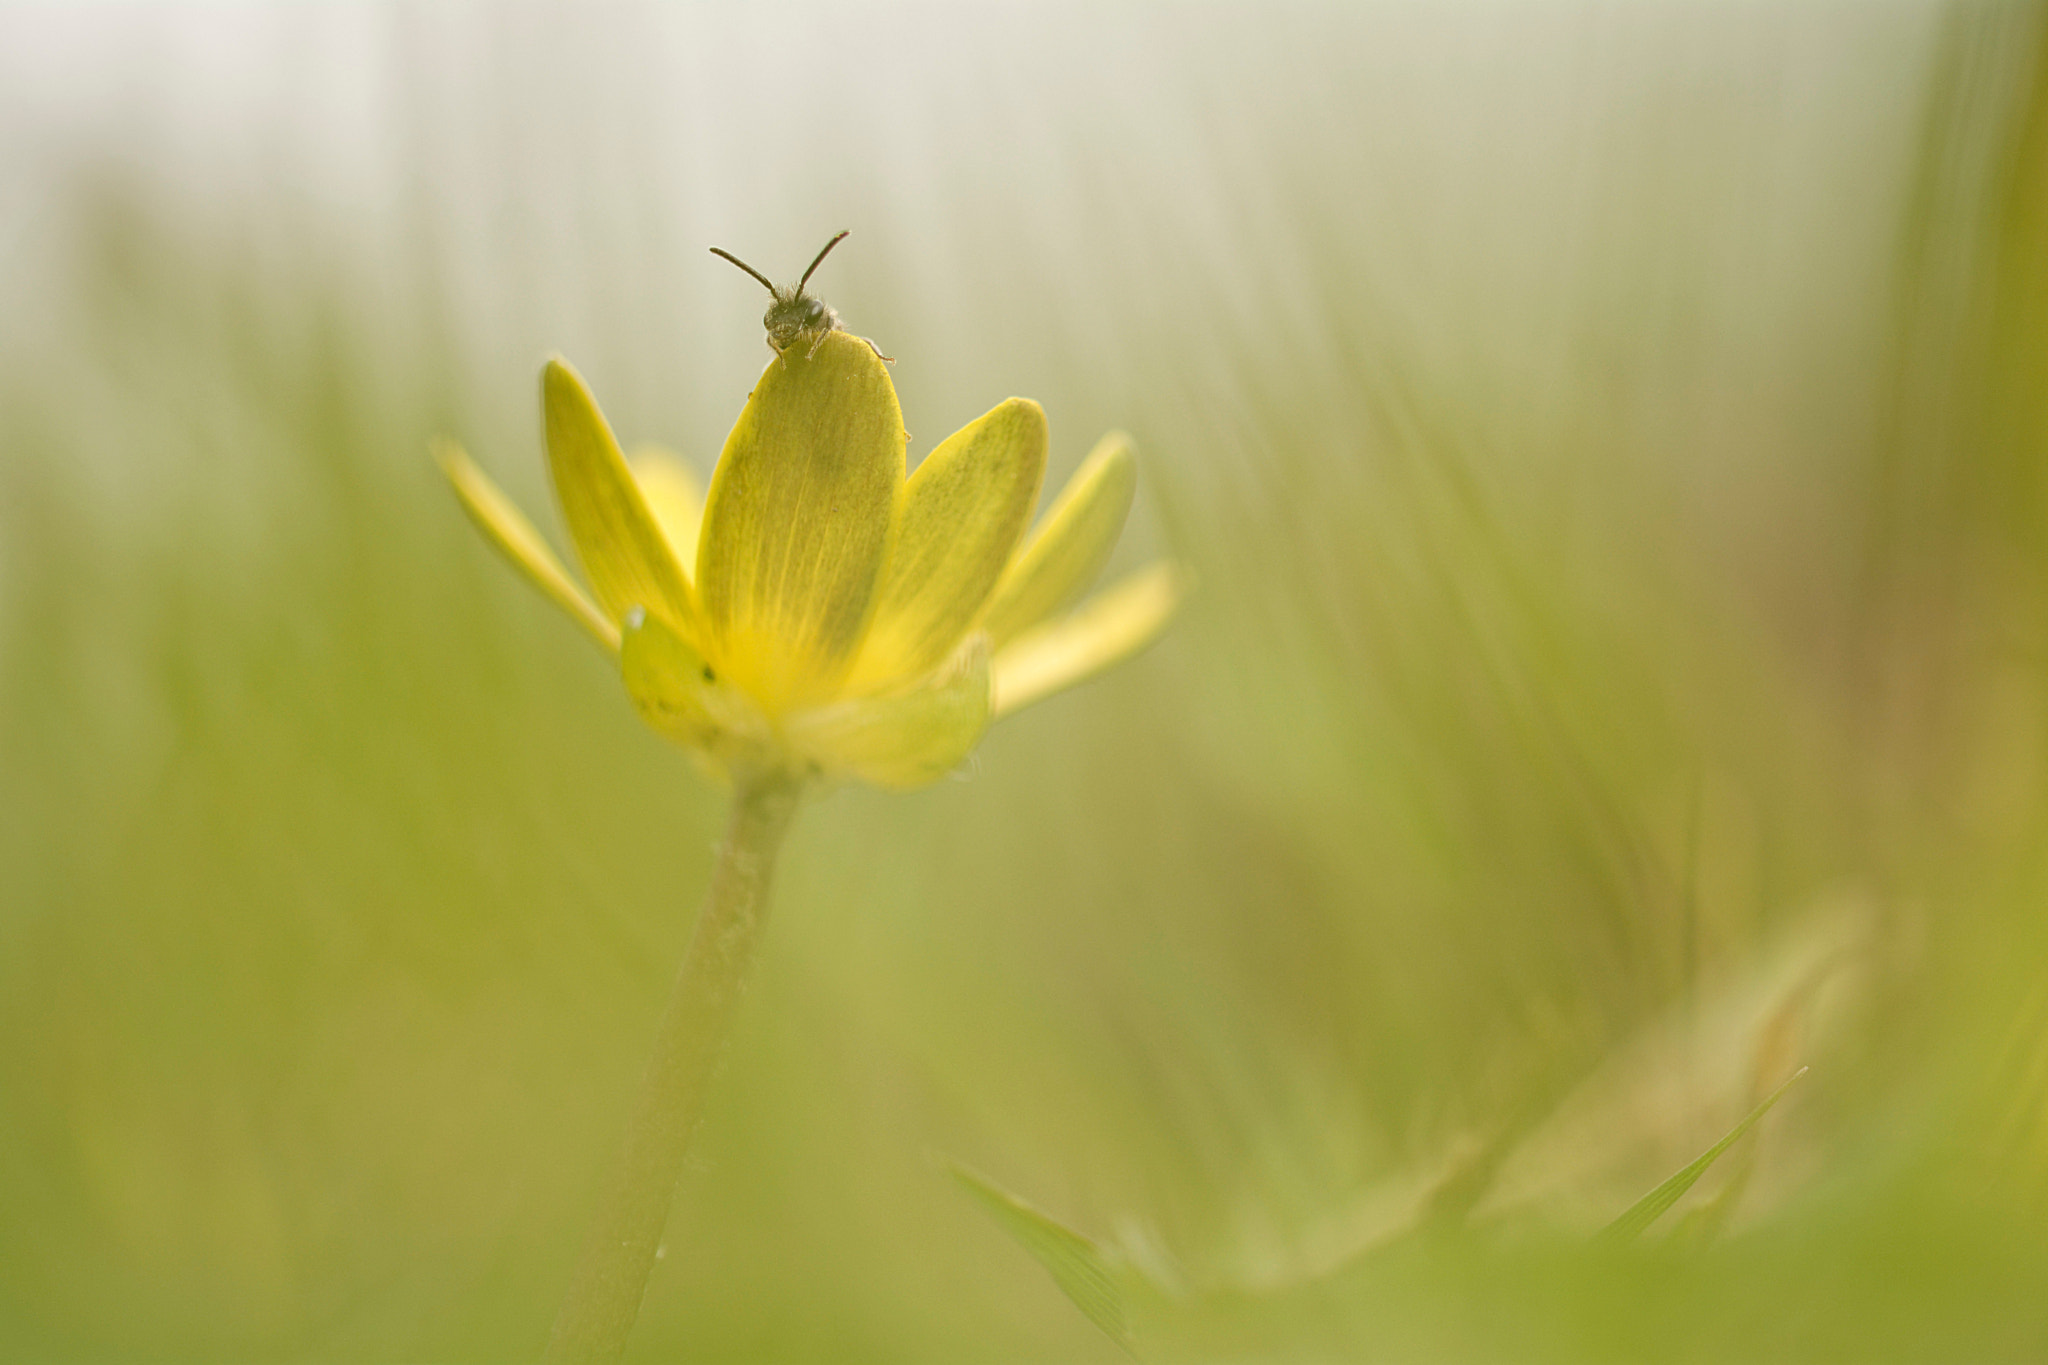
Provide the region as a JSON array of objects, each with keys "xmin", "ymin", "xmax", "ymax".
[
  {"xmin": 797, "ymin": 230, "xmax": 851, "ymax": 292},
  {"xmin": 709, "ymin": 247, "xmax": 780, "ymax": 296}
]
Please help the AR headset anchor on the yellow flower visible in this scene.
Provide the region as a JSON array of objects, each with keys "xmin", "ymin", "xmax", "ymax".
[{"xmin": 436, "ymin": 331, "xmax": 1182, "ymax": 790}]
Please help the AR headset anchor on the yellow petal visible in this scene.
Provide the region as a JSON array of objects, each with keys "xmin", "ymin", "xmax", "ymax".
[
  {"xmin": 435, "ymin": 438, "xmax": 620, "ymax": 652},
  {"xmin": 978, "ymin": 431, "xmax": 1138, "ymax": 647},
  {"xmin": 628, "ymin": 446, "xmax": 705, "ymax": 579},
  {"xmin": 785, "ymin": 634, "xmax": 993, "ymax": 791},
  {"xmin": 850, "ymin": 397, "xmax": 1046, "ymax": 689},
  {"xmin": 695, "ymin": 330, "xmax": 905, "ymax": 714},
  {"xmin": 542, "ymin": 358, "xmax": 699, "ymax": 639},
  {"xmin": 991, "ymin": 563, "xmax": 1186, "ymax": 718},
  {"xmin": 619, "ymin": 607, "xmax": 773, "ymax": 762},
  {"xmin": 619, "ymin": 606, "xmax": 719, "ymax": 748}
]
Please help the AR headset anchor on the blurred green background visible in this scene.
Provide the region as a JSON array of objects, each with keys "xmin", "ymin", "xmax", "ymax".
[{"xmin": 5, "ymin": 2, "xmax": 2048, "ymax": 1360}]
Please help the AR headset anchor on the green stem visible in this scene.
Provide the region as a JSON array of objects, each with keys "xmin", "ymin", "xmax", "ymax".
[{"xmin": 544, "ymin": 775, "xmax": 803, "ymax": 1363}]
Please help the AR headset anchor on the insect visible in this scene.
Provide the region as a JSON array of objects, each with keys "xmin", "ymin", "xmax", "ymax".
[{"xmin": 709, "ymin": 230, "xmax": 891, "ymax": 362}]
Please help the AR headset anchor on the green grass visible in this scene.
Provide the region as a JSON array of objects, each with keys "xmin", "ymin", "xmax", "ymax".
[{"xmin": 4, "ymin": 3, "xmax": 2048, "ymax": 1360}]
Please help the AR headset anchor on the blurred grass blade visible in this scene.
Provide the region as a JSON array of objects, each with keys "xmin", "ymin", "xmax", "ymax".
[
  {"xmin": 1601, "ymin": 1068, "xmax": 1808, "ymax": 1243},
  {"xmin": 950, "ymin": 1162, "xmax": 1130, "ymax": 1347}
]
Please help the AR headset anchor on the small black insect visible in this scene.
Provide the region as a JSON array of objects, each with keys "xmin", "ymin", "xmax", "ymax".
[{"xmin": 709, "ymin": 231, "xmax": 891, "ymax": 362}]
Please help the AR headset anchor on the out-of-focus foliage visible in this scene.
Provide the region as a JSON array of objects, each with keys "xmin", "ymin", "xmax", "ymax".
[{"xmin": 3, "ymin": 3, "xmax": 2048, "ymax": 1361}]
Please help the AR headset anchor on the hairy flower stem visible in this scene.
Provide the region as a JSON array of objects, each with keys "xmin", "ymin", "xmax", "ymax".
[{"xmin": 544, "ymin": 776, "xmax": 803, "ymax": 1363}]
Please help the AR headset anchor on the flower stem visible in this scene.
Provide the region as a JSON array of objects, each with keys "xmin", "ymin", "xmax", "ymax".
[{"xmin": 544, "ymin": 775, "xmax": 803, "ymax": 1363}]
